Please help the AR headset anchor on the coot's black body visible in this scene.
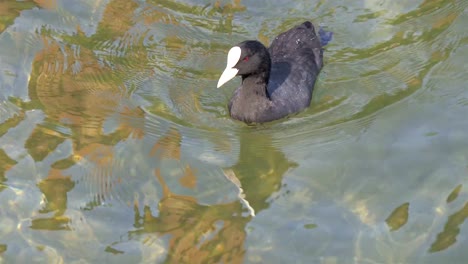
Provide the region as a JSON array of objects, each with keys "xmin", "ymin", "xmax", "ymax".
[{"xmin": 217, "ymin": 21, "xmax": 327, "ymax": 124}]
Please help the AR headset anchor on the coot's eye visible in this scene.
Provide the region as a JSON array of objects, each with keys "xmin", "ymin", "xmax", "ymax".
[{"xmin": 243, "ymin": 56, "xmax": 249, "ymax": 62}]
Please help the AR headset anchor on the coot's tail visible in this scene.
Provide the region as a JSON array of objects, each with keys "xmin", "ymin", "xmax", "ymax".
[
  {"xmin": 300, "ymin": 21, "xmax": 333, "ymax": 46},
  {"xmin": 318, "ymin": 27, "xmax": 333, "ymax": 46}
]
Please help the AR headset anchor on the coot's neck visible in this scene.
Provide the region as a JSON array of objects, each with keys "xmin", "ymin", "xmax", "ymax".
[{"xmin": 241, "ymin": 67, "xmax": 270, "ymax": 99}]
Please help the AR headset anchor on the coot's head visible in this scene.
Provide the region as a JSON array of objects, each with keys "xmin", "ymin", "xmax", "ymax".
[{"xmin": 217, "ymin": 40, "xmax": 271, "ymax": 88}]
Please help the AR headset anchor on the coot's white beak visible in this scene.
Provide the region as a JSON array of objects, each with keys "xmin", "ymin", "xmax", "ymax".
[{"xmin": 217, "ymin": 46, "xmax": 241, "ymax": 88}]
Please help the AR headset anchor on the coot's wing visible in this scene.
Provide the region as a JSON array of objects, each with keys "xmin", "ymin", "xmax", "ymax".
[{"xmin": 267, "ymin": 21, "xmax": 323, "ymax": 114}]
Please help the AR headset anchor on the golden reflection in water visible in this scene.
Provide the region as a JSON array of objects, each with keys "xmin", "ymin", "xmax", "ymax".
[
  {"xmin": 0, "ymin": 244, "xmax": 6, "ymax": 253},
  {"xmin": 0, "ymin": 1, "xmax": 37, "ymax": 33},
  {"xmin": 141, "ymin": 5, "xmax": 180, "ymax": 26},
  {"xmin": 25, "ymin": 0, "xmax": 148, "ymax": 155},
  {"xmin": 125, "ymin": 131, "xmax": 294, "ymax": 263},
  {"xmin": 25, "ymin": 125, "xmax": 66, "ymax": 162},
  {"xmin": 31, "ymin": 175, "xmax": 75, "ymax": 230},
  {"xmin": 22, "ymin": 0, "xmax": 149, "ymax": 222},
  {"xmin": 430, "ymin": 196, "xmax": 468, "ymax": 252},
  {"xmin": 99, "ymin": 0, "xmax": 139, "ymax": 34},
  {"xmin": 0, "ymin": 149, "xmax": 17, "ymax": 191},
  {"xmin": 150, "ymin": 128, "xmax": 182, "ymax": 160},
  {"xmin": 0, "ymin": 111, "xmax": 25, "ymax": 138},
  {"xmin": 213, "ymin": 0, "xmax": 246, "ymax": 33},
  {"xmin": 21, "ymin": 0, "xmax": 249, "ymax": 236},
  {"xmin": 33, "ymin": 0, "xmax": 57, "ymax": 10},
  {"xmin": 130, "ymin": 169, "xmax": 248, "ymax": 264},
  {"xmin": 27, "ymin": 36, "xmax": 145, "ymax": 164},
  {"xmin": 429, "ymin": 184, "xmax": 468, "ymax": 252},
  {"xmin": 144, "ymin": 0, "xmax": 245, "ymax": 34},
  {"xmin": 385, "ymin": 202, "xmax": 409, "ymax": 231},
  {"xmin": 446, "ymin": 184, "xmax": 463, "ymax": 204},
  {"xmin": 179, "ymin": 165, "xmax": 197, "ymax": 189}
]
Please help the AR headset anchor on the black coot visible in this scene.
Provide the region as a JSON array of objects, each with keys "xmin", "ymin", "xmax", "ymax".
[{"xmin": 217, "ymin": 21, "xmax": 330, "ymax": 124}]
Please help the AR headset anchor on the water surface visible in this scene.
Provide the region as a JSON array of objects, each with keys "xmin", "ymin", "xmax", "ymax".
[{"xmin": 1, "ymin": 0, "xmax": 468, "ymax": 263}]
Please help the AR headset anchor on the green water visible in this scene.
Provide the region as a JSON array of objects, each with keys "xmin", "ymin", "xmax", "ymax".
[{"xmin": 0, "ymin": 0, "xmax": 467, "ymax": 263}]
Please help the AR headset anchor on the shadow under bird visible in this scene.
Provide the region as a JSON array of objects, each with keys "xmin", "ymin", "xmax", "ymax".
[{"xmin": 217, "ymin": 21, "xmax": 332, "ymax": 124}]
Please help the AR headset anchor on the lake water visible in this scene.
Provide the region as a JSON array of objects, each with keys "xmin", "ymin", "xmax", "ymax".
[{"xmin": 1, "ymin": 0, "xmax": 468, "ymax": 263}]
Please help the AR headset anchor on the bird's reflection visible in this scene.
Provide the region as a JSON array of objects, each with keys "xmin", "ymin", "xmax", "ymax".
[
  {"xmin": 119, "ymin": 130, "xmax": 296, "ymax": 263},
  {"xmin": 129, "ymin": 169, "xmax": 248, "ymax": 263}
]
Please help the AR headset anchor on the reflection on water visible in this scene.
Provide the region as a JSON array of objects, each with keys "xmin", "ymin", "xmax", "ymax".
[
  {"xmin": 0, "ymin": 0, "xmax": 468, "ymax": 263},
  {"xmin": 31, "ymin": 177, "xmax": 74, "ymax": 231},
  {"xmin": 228, "ymin": 133, "xmax": 297, "ymax": 213},
  {"xmin": 129, "ymin": 169, "xmax": 248, "ymax": 264},
  {"xmin": 430, "ymin": 201, "xmax": 468, "ymax": 253},
  {"xmin": 0, "ymin": 1, "xmax": 38, "ymax": 33},
  {"xmin": 105, "ymin": 130, "xmax": 291, "ymax": 263},
  {"xmin": 385, "ymin": 202, "xmax": 409, "ymax": 231},
  {"xmin": 0, "ymin": 149, "xmax": 17, "ymax": 191},
  {"xmin": 446, "ymin": 184, "xmax": 463, "ymax": 204}
]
